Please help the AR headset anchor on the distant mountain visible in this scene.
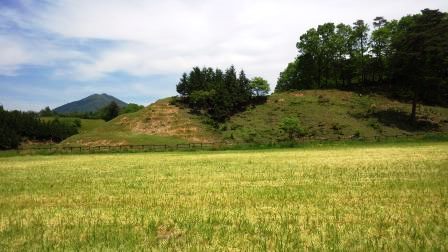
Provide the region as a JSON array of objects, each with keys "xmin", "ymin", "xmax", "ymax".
[{"xmin": 54, "ymin": 94, "xmax": 127, "ymax": 114}]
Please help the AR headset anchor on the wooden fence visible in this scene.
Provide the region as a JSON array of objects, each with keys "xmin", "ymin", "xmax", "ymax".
[{"xmin": 16, "ymin": 133, "xmax": 445, "ymax": 154}]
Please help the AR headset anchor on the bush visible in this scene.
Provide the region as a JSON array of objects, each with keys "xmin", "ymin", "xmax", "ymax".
[{"xmin": 279, "ymin": 117, "xmax": 306, "ymax": 141}]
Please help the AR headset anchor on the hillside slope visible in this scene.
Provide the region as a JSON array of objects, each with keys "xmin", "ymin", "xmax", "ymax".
[
  {"xmin": 221, "ymin": 90, "xmax": 448, "ymax": 143},
  {"xmin": 54, "ymin": 93, "xmax": 127, "ymax": 114},
  {"xmin": 62, "ymin": 90, "xmax": 448, "ymax": 146},
  {"xmin": 62, "ymin": 98, "xmax": 222, "ymax": 146}
]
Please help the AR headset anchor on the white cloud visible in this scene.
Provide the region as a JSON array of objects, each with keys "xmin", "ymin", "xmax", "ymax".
[{"xmin": 1, "ymin": 0, "xmax": 448, "ymax": 88}]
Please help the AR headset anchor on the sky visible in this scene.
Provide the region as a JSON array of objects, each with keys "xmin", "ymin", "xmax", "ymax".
[{"xmin": 1, "ymin": 0, "xmax": 447, "ymax": 111}]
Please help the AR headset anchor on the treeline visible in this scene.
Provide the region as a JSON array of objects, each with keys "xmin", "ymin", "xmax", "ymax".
[
  {"xmin": 0, "ymin": 106, "xmax": 79, "ymax": 149},
  {"xmin": 176, "ymin": 66, "xmax": 269, "ymax": 121},
  {"xmin": 276, "ymin": 9, "xmax": 448, "ymax": 120},
  {"xmin": 40, "ymin": 103, "xmax": 144, "ymax": 121}
]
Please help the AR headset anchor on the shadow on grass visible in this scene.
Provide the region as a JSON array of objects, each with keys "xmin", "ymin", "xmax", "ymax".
[{"xmin": 373, "ymin": 110, "xmax": 440, "ymax": 132}]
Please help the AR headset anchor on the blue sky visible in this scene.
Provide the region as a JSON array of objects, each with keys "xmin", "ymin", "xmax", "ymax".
[{"xmin": 1, "ymin": 0, "xmax": 447, "ymax": 111}]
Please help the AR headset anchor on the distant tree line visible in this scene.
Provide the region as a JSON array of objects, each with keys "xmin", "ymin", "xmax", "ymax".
[
  {"xmin": 276, "ymin": 9, "xmax": 448, "ymax": 120},
  {"xmin": 176, "ymin": 66, "xmax": 269, "ymax": 121},
  {"xmin": 0, "ymin": 106, "xmax": 79, "ymax": 149},
  {"xmin": 39, "ymin": 102, "xmax": 144, "ymax": 121}
]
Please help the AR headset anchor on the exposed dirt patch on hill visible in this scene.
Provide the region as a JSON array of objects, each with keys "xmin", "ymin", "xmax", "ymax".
[
  {"xmin": 116, "ymin": 99, "xmax": 221, "ymax": 143},
  {"xmin": 65, "ymin": 139, "xmax": 128, "ymax": 147}
]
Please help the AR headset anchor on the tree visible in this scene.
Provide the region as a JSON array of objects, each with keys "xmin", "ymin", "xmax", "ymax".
[
  {"xmin": 352, "ymin": 20, "xmax": 370, "ymax": 85},
  {"xmin": 0, "ymin": 106, "xmax": 78, "ymax": 149},
  {"xmin": 297, "ymin": 28, "xmax": 322, "ymax": 87},
  {"xmin": 176, "ymin": 66, "xmax": 258, "ymax": 122},
  {"xmin": 39, "ymin": 106, "xmax": 54, "ymax": 117},
  {"xmin": 73, "ymin": 118, "xmax": 82, "ymax": 128},
  {"xmin": 334, "ymin": 23, "xmax": 355, "ymax": 86},
  {"xmin": 237, "ymin": 70, "xmax": 252, "ymax": 105},
  {"xmin": 279, "ymin": 117, "xmax": 305, "ymax": 141},
  {"xmin": 101, "ymin": 101, "xmax": 120, "ymax": 121},
  {"xmin": 391, "ymin": 9, "xmax": 448, "ymax": 121},
  {"xmin": 317, "ymin": 23, "xmax": 337, "ymax": 86},
  {"xmin": 276, "ymin": 59, "xmax": 300, "ymax": 91},
  {"xmin": 120, "ymin": 103, "xmax": 144, "ymax": 114},
  {"xmin": 250, "ymin": 77, "xmax": 270, "ymax": 96}
]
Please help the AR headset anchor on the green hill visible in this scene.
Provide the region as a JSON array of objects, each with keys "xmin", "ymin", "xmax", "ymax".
[
  {"xmin": 54, "ymin": 93, "xmax": 127, "ymax": 114},
  {"xmin": 62, "ymin": 98, "xmax": 221, "ymax": 146},
  {"xmin": 222, "ymin": 90, "xmax": 448, "ymax": 143},
  {"xmin": 62, "ymin": 90, "xmax": 448, "ymax": 146}
]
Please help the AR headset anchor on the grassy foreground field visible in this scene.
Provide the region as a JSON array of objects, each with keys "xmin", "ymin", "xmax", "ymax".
[{"xmin": 0, "ymin": 143, "xmax": 447, "ymax": 250}]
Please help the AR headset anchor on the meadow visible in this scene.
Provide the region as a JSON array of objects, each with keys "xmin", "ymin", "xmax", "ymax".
[{"xmin": 0, "ymin": 142, "xmax": 447, "ymax": 250}]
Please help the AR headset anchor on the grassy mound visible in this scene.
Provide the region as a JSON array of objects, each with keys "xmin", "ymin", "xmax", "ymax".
[
  {"xmin": 62, "ymin": 90, "xmax": 448, "ymax": 146},
  {"xmin": 62, "ymin": 98, "xmax": 221, "ymax": 146},
  {"xmin": 221, "ymin": 90, "xmax": 448, "ymax": 143}
]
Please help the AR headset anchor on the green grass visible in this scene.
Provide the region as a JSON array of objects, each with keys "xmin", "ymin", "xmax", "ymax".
[
  {"xmin": 222, "ymin": 90, "xmax": 448, "ymax": 143},
  {"xmin": 40, "ymin": 117, "xmax": 106, "ymax": 133},
  {"xmin": 1, "ymin": 142, "xmax": 447, "ymax": 250}
]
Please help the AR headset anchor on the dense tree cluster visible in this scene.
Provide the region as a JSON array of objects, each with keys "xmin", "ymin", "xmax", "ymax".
[
  {"xmin": 119, "ymin": 103, "xmax": 144, "ymax": 115},
  {"xmin": 39, "ymin": 102, "xmax": 144, "ymax": 121},
  {"xmin": 100, "ymin": 101, "xmax": 120, "ymax": 121},
  {"xmin": 276, "ymin": 9, "xmax": 448, "ymax": 119},
  {"xmin": 0, "ymin": 106, "xmax": 79, "ymax": 149},
  {"xmin": 177, "ymin": 66, "xmax": 269, "ymax": 121}
]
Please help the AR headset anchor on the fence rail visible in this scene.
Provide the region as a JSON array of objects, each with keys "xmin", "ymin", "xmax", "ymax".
[{"xmin": 16, "ymin": 133, "xmax": 447, "ymax": 155}]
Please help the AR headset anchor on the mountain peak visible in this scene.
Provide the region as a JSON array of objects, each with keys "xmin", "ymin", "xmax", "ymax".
[{"xmin": 54, "ymin": 94, "xmax": 127, "ymax": 114}]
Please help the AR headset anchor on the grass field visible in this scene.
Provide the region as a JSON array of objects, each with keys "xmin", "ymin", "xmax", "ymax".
[{"xmin": 0, "ymin": 142, "xmax": 447, "ymax": 250}]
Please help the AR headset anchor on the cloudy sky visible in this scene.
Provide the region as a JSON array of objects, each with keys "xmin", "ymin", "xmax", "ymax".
[{"xmin": 1, "ymin": 0, "xmax": 447, "ymax": 111}]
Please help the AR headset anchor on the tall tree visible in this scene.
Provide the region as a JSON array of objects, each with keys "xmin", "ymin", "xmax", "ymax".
[
  {"xmin": 334, "ymin": 23, "xmax": 354, "ymax": 86},
  {"xmin": 250, "ymin": 77, "xmax": 270, "ymax": 96},
  {"xmin": 391, "ymin": 9, "xmax": 448, "ymax": 121},
  {"xmin": 352, "ymin": 20, "xmax": 370, "ymax": 85},
  {"xmin": 102, "ymin": 101, "xmax": 120, "ymax": 121},
  {"xmin": 317, "ymin": 23, "xmax": 337, "ymax": 87},
  {"xmin": 297, "ymin": 28, "xmax": 321, "ymax": 87}
]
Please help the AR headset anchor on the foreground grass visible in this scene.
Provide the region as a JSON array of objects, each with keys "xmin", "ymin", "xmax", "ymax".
[{"xmin": 0, "ymin": 143, "xmax": 447, "ymax": 250}]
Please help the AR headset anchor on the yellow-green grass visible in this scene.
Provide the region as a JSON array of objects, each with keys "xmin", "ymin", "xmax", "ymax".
[
  {"xmin": 1, "ymin": 142, "xmax": 447, "ymax": 250},
  {"xmin": 40, "ymin": 117, "xmax": 106, "ymax": 133}
]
